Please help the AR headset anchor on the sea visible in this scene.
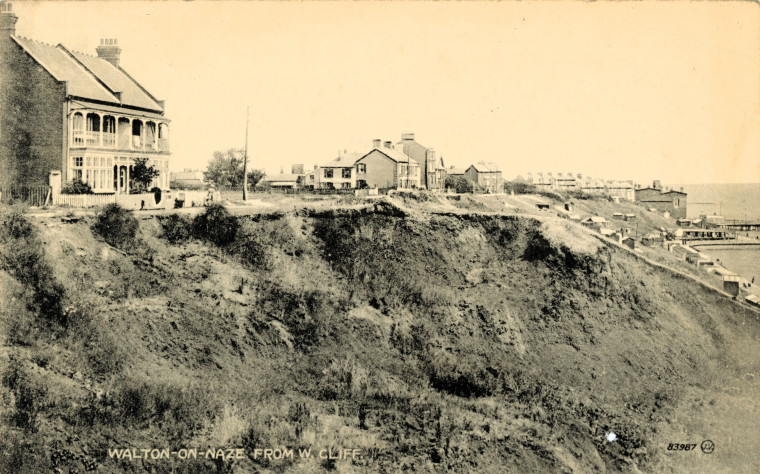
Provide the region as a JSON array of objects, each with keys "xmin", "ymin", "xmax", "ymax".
[{"xmin": 672, "ymin": 183, "xmax": 760, "ymax": 284}]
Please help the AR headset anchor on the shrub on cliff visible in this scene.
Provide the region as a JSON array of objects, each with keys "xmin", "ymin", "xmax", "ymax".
[
  {"xmin": 193, "ymin": 203, "xmax": 238, "ymax": 246},
  {"xmin": 160, "ymin": 214, "xmax": 193, "ymax": 244},
  {"xmin": 92, "ymin": 203, "xmax": 138, "ymax": 249},
  {"xmin": 0, "ymin": 206, "xmax": 66, "ymax": 328}
]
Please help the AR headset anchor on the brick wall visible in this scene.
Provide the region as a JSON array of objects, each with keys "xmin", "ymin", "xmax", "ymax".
[
  {"xmin": 356, "ymin": 150, "xmax": 398, "ymax": 189},
  {"xmin": 0, "ymin": 37, "xmax": 66, "ymax": 187}
]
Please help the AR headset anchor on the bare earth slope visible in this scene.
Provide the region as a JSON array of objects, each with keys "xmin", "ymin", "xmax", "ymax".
[{"xmin": 1, "ymin": 198, "xmax": 758, "ymax": 473}]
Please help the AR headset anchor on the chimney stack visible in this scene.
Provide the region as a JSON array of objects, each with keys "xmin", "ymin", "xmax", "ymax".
[
  {"xmin": 0, "ymin": 2, "xmax": 18, "ymax": 36},
  {"xmin": 653, "ymin": 179, "xmax": 662, "ymax": 190},
  {"xmin": 96, "ymin": 38, "xmax": 121, "ymax": 67},
  {"xmin": 401, "ymin": 132, "xmax": 415, "ymax": 141},
  {"xmin": 384, "ymin": 141, "xmax": 392, "ymax": 149},
  {"xmin": 372, "ymin": 139, "xmax": 381, "ymax": 148}
]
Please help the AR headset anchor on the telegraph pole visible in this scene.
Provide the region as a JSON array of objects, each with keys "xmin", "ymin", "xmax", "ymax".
[{"xmin": 243, "ymin": 106, "xmax": 250, "ymax": 200}]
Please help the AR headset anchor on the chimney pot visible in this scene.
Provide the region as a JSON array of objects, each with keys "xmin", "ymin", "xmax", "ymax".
[
  {"xmin": 96, "ymin": 38, "xmax": 122, "ymax": 67},
  {"xmin": 384, "ymin": 141, "xmax": 392, "ymax": 149},
  {"xmin": 401, "ymin": 132, "xmax": 415, "ymax": 141},
  {"xmin": 372, "ymin": 139, "xmax": 381, "ymax": 148},
  {"xmin": 1, "ymin": 1, "xmax": 18, "ymax": 36}
]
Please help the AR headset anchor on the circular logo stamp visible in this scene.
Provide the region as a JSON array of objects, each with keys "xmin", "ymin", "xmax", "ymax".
[{"xmin": 700, "ymin": 440, "xmax": 715, "ymax": 454}]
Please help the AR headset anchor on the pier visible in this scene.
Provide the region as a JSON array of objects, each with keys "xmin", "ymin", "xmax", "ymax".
[{"xmin": 724, "ymin": 220, "xmax": 760, "ymax": 231}]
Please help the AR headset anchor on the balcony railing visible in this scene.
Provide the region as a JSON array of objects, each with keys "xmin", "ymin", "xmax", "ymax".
[
  {"xmin": 102, "ymin": 133, "xmax": 116, "ymax": 148},
  {"xmin": 85, "ymin": 131, "xmax": 100, "ymax": 147},
  {"xmin": 71, "ymin": 130, "xmax": 169, "ymax": 152}
]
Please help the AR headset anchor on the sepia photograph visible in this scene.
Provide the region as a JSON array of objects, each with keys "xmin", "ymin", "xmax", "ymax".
[{"xmin": 1, "ymin": 0, "xmax": 759, "ymax": 472}]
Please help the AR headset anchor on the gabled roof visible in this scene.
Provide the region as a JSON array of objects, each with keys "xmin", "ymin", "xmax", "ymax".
[
  {"xmin": 11, "ymin": 35, "xmax": 164, "ymax": 113},
  {"xmin": 322, "ymin": 153, "xmax": 362, "ymax": 168},
  {"xmin": 69, "ymin": 49, "xmax": 164, "ymax": 111},
  {"xmin": 396, "ymin": 138, "xmax": 445, "ymax": 168},
  {"xmin": 467, "ymin": 163, "xmax": 501, "ymax": 173},
  {"xmin": 12, "ymin": 36, "xmax": 115, "ymax": 103},
  {"xmin": 582, "ymin": 216, "xmax": 607, "ymax": 223},
  {"xmin": 358, "ymin": 147, "xmax": 418, "ymax": 166}
]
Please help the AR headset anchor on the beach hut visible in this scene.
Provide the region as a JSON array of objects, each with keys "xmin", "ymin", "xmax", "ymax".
[
  {"xmin": 746, "ymin": 294, "xmax": 760, "ymax": 308},
  {"xmin": 581, "ymin": 216, "xmax": 608, "ymax": 231}
]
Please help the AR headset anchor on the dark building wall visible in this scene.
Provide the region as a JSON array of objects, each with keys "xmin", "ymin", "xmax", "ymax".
[
  {"xmin": 634, "ymin": 188, "xmax": 662, "ymax": 202},
  {"xmin": 635, "ymin": 188, "xmax": 687, "ymax": 219},
  {"xmin": 664, "ymin": 192, "xmax": 687, "ymax": 219},
  {"xmin": 0, "ymin": 37, "xmax": 66, "ymax": 187},
  {"xmin": 356, "ymin": 150, "xmax": 397, "ymax": 189}
]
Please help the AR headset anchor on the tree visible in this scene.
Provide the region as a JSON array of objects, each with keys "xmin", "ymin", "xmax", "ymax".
[
  {"xmin": 204, "ymin": 148, "xmax": 265, "ymax": 190},
  {"xmin": 445, "ymin": 175, "xmax": 474, "ymax": 194},
  {"xmin": 246, "ymin": 169, "xmax": 265, "ymax": 189},
  {"xmin": 130, "ymin": 158, "xmax": 160, "ymax": 193}
]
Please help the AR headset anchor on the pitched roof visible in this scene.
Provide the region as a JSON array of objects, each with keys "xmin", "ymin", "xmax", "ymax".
[
  {"xmin": 69, "ymin": 49, "xmax": 164, "ymax": 111},
  {"xmin": 448, "ymin": 166, "xmax": 465, "ymax": 175},
  {"xmin": 11, "ymin": 35, "xmax": 164, "ymax": 113},
  {"xmin": 322, "ymin": 153, "xmax": 362, "ymax": 168},
  {"xmin": 13, "ymin": 36, "xmax": 115, "ymax": 103},
  {"xmin": 262, "ymin": 174, "xmax": 300, "ymax": 183},
  {"xmin": 358, "ymin": 147, "xmax": 418, "ymax": 165},
  {"xmin": 468, "ymin": 163, "xmax": 500, "ymax": 173}
]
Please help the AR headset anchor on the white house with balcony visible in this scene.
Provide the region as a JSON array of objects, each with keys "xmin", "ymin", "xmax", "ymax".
[{"xmin": 0, "ymin": 2, "xmax": 170, "ymax": 195}]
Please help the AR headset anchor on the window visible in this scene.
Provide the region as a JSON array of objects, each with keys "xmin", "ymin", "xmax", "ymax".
[
  {"xmin": 342, "ymin": 168, "xmax": 351, "ymax": 179},
  {"xmin": 356, "ymin": 163, "xmax": 366, "ymax": 173},
  {"xmin": 72, "ymin": 113, "xmax": 84, "ymax": 130},
  {"xmin": 86, "ymin": 114, "xmax": 100, "ymax": 132},
  {"xmin": 72, "ymin": 113, "xmax": 84, "ymax": 145},
  {"xmin": 342, "ymin": 182, "xmax": 351, "ymax": 189},
  {"xmin": 324, "ymin": 169, "xmax": 334, "ymax": 179},
  {"xmin": 73, "ymin": 157, "xmax": 83, "ymax": 167}
]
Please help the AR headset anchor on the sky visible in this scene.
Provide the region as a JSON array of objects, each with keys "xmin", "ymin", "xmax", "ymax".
[{"xmin": 11, "ymin": 1, "xmax": 760, "ymax": 184}]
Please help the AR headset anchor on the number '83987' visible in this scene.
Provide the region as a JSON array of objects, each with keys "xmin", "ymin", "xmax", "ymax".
[{"xmin": 667, "ymin": 443, "xmax": 696, "ymax": 451}]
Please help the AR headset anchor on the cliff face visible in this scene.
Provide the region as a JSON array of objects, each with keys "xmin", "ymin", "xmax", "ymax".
[{"xmin": 2, "ymin": 202, "xmax": 758, "ymax": 473}]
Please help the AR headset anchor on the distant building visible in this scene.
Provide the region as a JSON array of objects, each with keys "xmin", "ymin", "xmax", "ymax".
[
  {"xmin": 464, "ymin": 162, "xmax": 502, "ymax": 193},
  {"xmin": 0, "ymin": 2, "xmax": 171, "ymax": 193},
  {"xmin": 447, "ymin": 166, "xmax": 465, "ymax": 177},
  {"xmin": 581, "ymin": 216, "xmax": 608, "ymax": 231},
  {"xmin": 554, "ymin": 172, "xmax": 578, "ymax": 191},
  {"xmin": 396, "ymin": 133, "xmax": 446, "ymax": 191},
  {"xmin": 634, "ymin": 181, "xmax": 687, "ymax": 219},
  {"xmin": 354, "ymin": 139, "xmax": 420, "ymax": 190},
  {"xmin": 260, "ymin": 173, "xmax": 301, "ymax": 190},
  {"xmin": 170, "ymin": 169, "xmax": 205, "ymax": 187},
  {"xmin": 606, "ymin": 180, "xmax": 635, "ymax": 201},
  {"xmin": 315, "ymin": 151, "xmax": 361, "ymax": 190}
]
